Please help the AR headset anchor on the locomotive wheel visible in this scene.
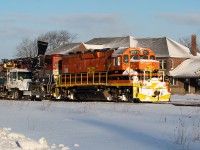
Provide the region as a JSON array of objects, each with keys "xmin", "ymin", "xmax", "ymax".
[
  {"xmin": 73, "ymin": 90, "xmax": 108, "ymax": 101},
  {"xmin": 110, "ymin": 89, "xmax": 119, "ymax": 102},
  {"xmin": 125, "ymin": 92, "xmax": 133, "ymax": 102}
]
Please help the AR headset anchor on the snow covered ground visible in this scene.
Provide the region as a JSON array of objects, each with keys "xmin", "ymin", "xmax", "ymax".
[{"xmin": 0, "ymin": 94, "xmax": 200, "ymax": 150}]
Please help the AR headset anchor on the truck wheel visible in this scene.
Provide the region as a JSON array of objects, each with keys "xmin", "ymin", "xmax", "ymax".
[
  {"xmin": 31, "ymin": 96, "xmax": 36, "ymax": 101},
  {"xmin": 13, "ymin": 90, "xmax": 20, "ymax": 100}
]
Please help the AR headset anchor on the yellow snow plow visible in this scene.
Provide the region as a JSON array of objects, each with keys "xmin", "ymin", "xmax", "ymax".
[{"xmin": 136, "ymin": 77, "xmax": 171, "ymax": 102}]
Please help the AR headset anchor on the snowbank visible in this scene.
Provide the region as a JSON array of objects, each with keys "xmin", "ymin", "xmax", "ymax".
[
  {"xmin": 0, "ymin": 128, "xmax": 49, "ymax": 149},
  {"xmin": 0, "ymin": 128, "xmax": 70, "ymax": 150}
]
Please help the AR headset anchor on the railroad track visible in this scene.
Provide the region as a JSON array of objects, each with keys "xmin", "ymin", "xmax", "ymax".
[
  {"xmin": 170, "ymin": 101, "xmax": 200, "ymax": 107},
  {"xmin": 1, "ymin": 98, "xmax": 200, "ymax": 107}
]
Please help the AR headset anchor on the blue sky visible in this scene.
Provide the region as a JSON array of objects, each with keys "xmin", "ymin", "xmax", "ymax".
[{"xmin": 0, "ymin": 0, "xmax": 200, "ymax": 59}]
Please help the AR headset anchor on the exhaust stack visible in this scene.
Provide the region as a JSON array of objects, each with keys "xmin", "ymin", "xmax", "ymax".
[
  {"xmin": 37, "ymin": 41, "xmax": 48, "ymax": 56},
  {"xmin": 191, "ymin": 34, "xmax": 197, "ymax": 56},
  {"xmin": 36, "ymin": 41, "xmax": 48, "ymax": 68}
]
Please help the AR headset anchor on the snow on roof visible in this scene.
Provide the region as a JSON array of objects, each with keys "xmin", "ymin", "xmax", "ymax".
[
  {"xmin": 136, "ymin": 37, "xmax": 193, "ymax": 58},
  {"xmin": 86, "ymin": 36, "xmax": 138, "ymax": 48},
  {"xmin": 45, "ymin": 43, "xmax": 80, "ymax": 55},
  {"xmin": 70, "ymin": 42, "xmax": 109, "ymax": 53},
  {"xmin": 169, "ymin": 58, "xmax": 200, "ymax": 77},
  {"xmin": 166, "ymin": 38, "xmax": 192, "ymax": 58},
  {"xmin": 47, "ymin": 36, "xmax": 193, "ymax": 59},
  {"xmin": 86, "ymin": 36, "xmax": 134, "ymax": 44},
  {"xmin": 83, "ymin": 43, "xmax": 105, "ymax": 49},
  {"xmin": 111, "ymin": 47, "xmax": 127, "ymax": 57},
  {"xmin": 87, "ymin": 36, "xmax": 193, "ymax": 58}
]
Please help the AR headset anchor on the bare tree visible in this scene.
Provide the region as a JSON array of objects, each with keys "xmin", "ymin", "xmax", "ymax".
[
  {"xmin": 178, "ymin": 36, "xmax": 200, "ymax": 52},
  {"xmin": 37, "ymin": 30, "xmax": 77, "ymax": 51},
  {"xmin": 15, "ymin": 30, "xmax": 77, "ymax": 58},
  {"xmin": 15, "ymin": 38, "xmax": 37, "ymax": 58}
]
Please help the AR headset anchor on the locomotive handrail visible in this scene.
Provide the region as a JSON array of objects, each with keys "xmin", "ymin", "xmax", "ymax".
[
  {"xmin": 158, "ymin": 70, "xmax": 165, "ymax": 82},
  {"xmin": 57, "ymin": 72, "xmax": 108, "ymax": 87}
]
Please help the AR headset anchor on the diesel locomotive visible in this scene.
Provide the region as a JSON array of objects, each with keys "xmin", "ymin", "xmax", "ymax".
[{"xmin": 53, "ymin": 47, "xmax": 170, "ymax": 102}]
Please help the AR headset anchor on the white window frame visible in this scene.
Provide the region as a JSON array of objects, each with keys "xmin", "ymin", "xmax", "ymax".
[
  {"xmin": 171, "ymin": 60, "xmax": 174, "ymax": 69},
  {"xmin": 159, "ymin": 60, "xmax": 167, "ymax": 69},
  {"xmin": 170, "ymin": 77, "xmax": 178, "ymax": 86}
]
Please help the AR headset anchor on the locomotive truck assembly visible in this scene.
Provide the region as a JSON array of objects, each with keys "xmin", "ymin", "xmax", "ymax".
[{"xmin": 0, "ymin": 41, "xmax": 171, "ymax": 102}]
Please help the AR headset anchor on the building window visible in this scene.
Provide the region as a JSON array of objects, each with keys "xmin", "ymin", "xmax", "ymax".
[
  {"xmin": 159, "ymin": 60, "xmax": 167, "ymax": 69},
  {"xmin": 171, "ymin": 60, "xmax": 174, "ymax": 69},
  {"xmin": 170, "ymin": 77, "xmax": 178, "ymax": 86}
]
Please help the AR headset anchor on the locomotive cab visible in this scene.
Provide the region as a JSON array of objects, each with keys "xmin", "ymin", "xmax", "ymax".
[
  {"xmin": 107, "ymin": 47, "xmax": 170, "ymax": 102},
  {"xmin": 110, "ymin": 47, "xmax": 159, "ymax": 82}
]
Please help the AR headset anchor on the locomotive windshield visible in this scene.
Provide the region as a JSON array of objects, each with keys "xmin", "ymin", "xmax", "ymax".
[
  {"xmin": 140, "ymin": 56, "xmax": 148, "ymax": 59},
  {"xmin": 131, "ymin": 55, "xmax": 139, "ymax": 60},
  {"xmin": 131, "ymin": 55, "xmax": 148, "ymax": 60}
]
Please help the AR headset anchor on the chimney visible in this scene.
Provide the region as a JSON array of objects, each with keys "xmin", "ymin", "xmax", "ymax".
[{"xmin": 191, "ymin": 34, "xmax": 197, "ymax": 56}]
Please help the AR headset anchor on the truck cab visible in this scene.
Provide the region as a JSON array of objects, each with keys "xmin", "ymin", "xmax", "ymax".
[
  {"xmin": 7, "ymin": 69, "xmax": 32, "ymax": 90},
  {"xmin": 6, "ymin": 69, "xmax": 32, "ymax": 99}
]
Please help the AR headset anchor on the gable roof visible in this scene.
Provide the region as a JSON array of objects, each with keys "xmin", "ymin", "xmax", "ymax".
[
  {"xmin": 86, "ymin": 36, "xmax": 193, "ymax": 58},
  {"xmin": 169, "ymin": 58, "xmax": 200, "ymax": 77}
]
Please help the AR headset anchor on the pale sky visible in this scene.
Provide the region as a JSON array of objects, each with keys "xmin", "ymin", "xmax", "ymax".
[{"xmin": 0, "ymin": 0, "xmax": 200, "ymax": 59}]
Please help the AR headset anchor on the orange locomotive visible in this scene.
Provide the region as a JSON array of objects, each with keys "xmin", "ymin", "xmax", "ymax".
[{"xmin": 55, "ymin": 47, "xmax": 170, "ymax": 102}]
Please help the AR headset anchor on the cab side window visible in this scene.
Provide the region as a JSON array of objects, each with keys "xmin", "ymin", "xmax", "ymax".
[
  {"xmin": 150, "ymin": 55, "xmax": 155, "ymax": 60},
  {"xmin": 123, "ymin": 55, "xmax": 129, "ymax": 64}
]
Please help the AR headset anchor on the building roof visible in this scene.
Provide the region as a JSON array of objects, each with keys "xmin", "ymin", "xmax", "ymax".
[
  {"xmin": 86, "ymin": 36, "xmax": 138, "ymax": 48},
  {"xmin": 136, "ymin": 37, "xmax": 193, "ymax": 58},
  {"xmin": 45, "ymin": 43, "xmax": 80, "ymax": 55},
  {"xmin": 111, "ymin": 47, "xmax": 127, "ymax": 57},
  {"xmin": 169, "ymin": 58, "xmax": 200, "ymax": 77},
  {"xmin": 72, "ymin": 42, "xmax": 106, "ymax": 53},
  {"xmin": 87, "ymin": 36, "xmax": 193, "ymax": 58},
  {"xmin": 46, "ymin": 35, "xmax": 195, "ymax": 59}
]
